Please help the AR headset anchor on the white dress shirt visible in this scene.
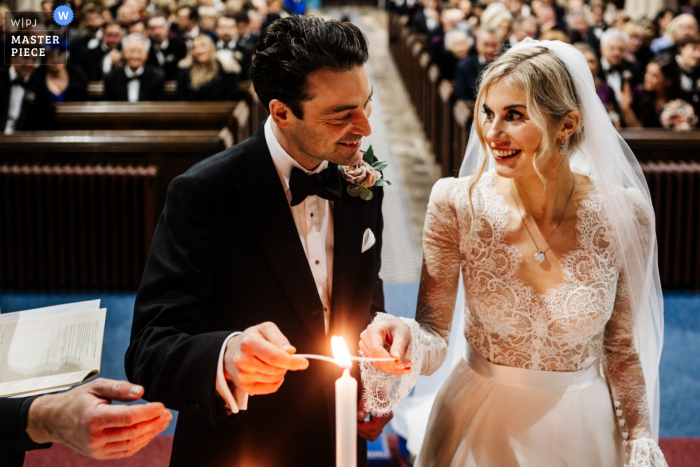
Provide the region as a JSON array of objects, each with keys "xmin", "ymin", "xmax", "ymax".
[
  {"xmin": 124, "ymin": 66, "xmax": 144, "ymax": 103},
  {"xmin": 154, "ymin": 39, "xmax": 169, "ymax": 67},
  {"xmin": 101, "ymin": 42, "xmax": 115, "ymax": 76},
  {"xmin": 215, "ymin": 117, "xmax": 335, "ymax": 414},
  {"xmin": 5, "ymin": 66, "xmax": 27, "ymax": 134},
  {"xmin": 601, "ymin": 58, "xmax": 622, "ymax": 102}
]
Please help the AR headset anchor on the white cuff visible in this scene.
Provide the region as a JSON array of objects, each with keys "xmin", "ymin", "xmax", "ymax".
[{"xmin": 216, "ymin": 332, "xmax": 249, "ymax": 414}]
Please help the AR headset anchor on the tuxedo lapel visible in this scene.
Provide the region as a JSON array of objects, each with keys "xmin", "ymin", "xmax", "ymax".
[
  {"xmin": 329, "ymin": 178, "xmax": 366, "ymax": 337},
  {"xmin": 236, "ymin": 126, "xmax": 326, "ymax": 339}
]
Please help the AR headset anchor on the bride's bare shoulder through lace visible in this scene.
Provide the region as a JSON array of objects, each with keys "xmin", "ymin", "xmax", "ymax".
[{"xmin": 360, "ymin": 174, "xmax": 666, "ymax": 465}]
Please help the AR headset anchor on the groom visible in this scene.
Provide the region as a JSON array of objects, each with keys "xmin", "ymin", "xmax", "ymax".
[{"xmin": 125, "ymin": 16, "xmax": 388, "ymax": 467}]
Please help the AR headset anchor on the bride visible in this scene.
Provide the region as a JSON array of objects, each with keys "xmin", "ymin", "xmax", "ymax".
[{"xmin": 359, "ymin": 39, "xmax": 667, "ymax": 467}]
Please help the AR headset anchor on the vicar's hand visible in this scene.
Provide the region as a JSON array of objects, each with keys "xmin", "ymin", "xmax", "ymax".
[
  {"xmin": 360, "ymin": 318, "xmax": 412, "ymax": 376},
  {"xmin": 224, "ymin": 322, "xmax": 309, "ymax": 395},
  {"xmin": 357, "ymin": 392, "xmax": 393, "ymax": 442},
  {"xmin": 26, "ymin": 378, "xmax": 172, "ymax": 460}
]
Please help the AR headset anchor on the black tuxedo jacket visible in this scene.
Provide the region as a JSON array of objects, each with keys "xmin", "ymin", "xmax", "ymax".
[
  {"xmin": 0, "ymin": 67, "xmax": 56, "ymax": 131},
  {"xmin": 103, "ymin": 65, "xmax": 165, "ymax": 102},
  {"xmin": 0, "ymin": 397, "xmax": 51, "ymax": 467},
  {"xmin": 125, "ymin": 125, "xmax": 385, "ymax": 467},
  {"xmin": 597, "ymin": 60, "xmax": 643, "ymax": 88},
  {"xmin": 81, "ymin": 45, "xmax": 120, "ymax": 81},
  {"xmin": 455, "ymin": 54, "xmax": 486, "ymax": 101},
  {"xmin": 146, "ymin": 35, "xmax": 188, "ymax": 81}
]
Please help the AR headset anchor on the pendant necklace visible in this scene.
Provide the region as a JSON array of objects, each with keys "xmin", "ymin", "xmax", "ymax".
[{"xmin": 509, "ymin": 173, "xmax": 576, "ymax": 265}]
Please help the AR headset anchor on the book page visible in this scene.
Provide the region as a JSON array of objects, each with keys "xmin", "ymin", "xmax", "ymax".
[{"xmin": 0, "ymin": 309, "xmax": 106, "ymax": 397}]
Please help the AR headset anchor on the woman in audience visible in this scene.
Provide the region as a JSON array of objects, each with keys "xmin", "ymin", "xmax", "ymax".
[
  {"xmin": 176, "ymin": 34, "xmax": 240, "ymax": 101},
  {"xmin": 623, "ymin": 21, "xmax": 653, "ymax": 70},
  {"xmin": 40, "ymin": 42, "xmax": 89, "ymax": 102},
  {"xmin": 620, "ymin": 54, "xmax": 682, "ymax": 127}
]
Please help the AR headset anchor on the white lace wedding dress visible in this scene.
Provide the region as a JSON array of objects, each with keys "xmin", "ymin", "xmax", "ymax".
[{"xmin": 361, "ymin": 172, "xmax": 667, "ymax": 467}]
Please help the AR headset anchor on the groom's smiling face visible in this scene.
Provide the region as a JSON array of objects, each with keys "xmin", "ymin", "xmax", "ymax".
[{"xmin": 270, "ymin": 65, "xmax": 373, "ymax": 170}]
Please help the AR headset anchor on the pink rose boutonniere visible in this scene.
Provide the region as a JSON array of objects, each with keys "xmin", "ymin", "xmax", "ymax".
[{"xmin": 341, "ymin": 145, "xmax": 391, "ymax": 201}]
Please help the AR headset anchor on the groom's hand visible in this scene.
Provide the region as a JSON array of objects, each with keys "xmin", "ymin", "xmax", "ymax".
[
  {"xmin": 360, "ymin": 318, "xmax": 412, "ymax": 375},
  {"xmin": 356, "ymin": 395, "xmax": 393, "ymax": 442},
  {"xmin": 224, "ymin": 322, "xmax": 309, "ymax": 395}
]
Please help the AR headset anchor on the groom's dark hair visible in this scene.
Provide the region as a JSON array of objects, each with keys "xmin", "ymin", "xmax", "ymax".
[{"xmin": 251, "ymin": 16, "xmax": 369, "ymax": 119}]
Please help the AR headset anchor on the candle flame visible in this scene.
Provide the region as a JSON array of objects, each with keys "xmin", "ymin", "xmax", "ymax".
[{"xmin": 331, "ymin": 336, "xmax": 352, "ymax": 369}]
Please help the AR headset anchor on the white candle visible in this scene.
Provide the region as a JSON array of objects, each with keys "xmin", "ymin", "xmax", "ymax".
[{"xmin": 331, "ymin": 336, "xmax": 357, "ymax": 467}]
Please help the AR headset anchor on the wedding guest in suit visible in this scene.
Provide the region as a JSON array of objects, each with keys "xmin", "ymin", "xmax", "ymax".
[
  {"xmin": 455, "ymin": 27, "xmax": 503, "ymax": 101},
  {"xmin": 68, "ymin": 5, "xmax": 106, "ymax": 68},
  {"xmin": 0, "ymin": 50, "xmax": 55, "ymax": 133},
  {"xmin": 176, "ymin": 5, "xmax": 200, "ymax": 48},
  {"xmin": 39, "ymin": 42, "xmax": 90, "ymax": 102},
  {"xmin": 104, "ymin": 33, "xmax": 165, "ymax": 101},
  {"xmin": 567, "ymin": 11, "xmax": 600, "ymax": 56},
  {"xmin": 146, "ymin": 14, "xmax": 187, "ymax": 80},
  {"xmin": 126, "ymin": 16, "xmax": 390, "ymax": 467},
  {"xmin": 214, "ymin": 14, "xmax": 237, "ymax": 56},
  {"xmin": 176, "ymin": 34, "xmax": 240, "ymax": 101},
  {"xmin": 575, "ymin": 41, "xmax": 621, "ymax": 127},
  {"xmin": 81, "ymin": 22, "xmax": 123, "ymax": 81},
  {"xmin": 1, "ymin": 378, "xmax": 171, "ymax": 467},
  {"xmin": 232, "ymin": 10, "xmax": 257, "ymax": 80},
  {"xmin": 676, "ymin": 33, "xmax": 700, "ymax": 111},
  {"xmin": 598, "ymin": 28, "xmax": 642, "ymax": 105}
]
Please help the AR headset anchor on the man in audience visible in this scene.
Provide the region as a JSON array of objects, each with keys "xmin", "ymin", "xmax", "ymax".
[
  {"xmin": 0, "ymin": 50, "xmax": 55, "ymax": 133},
  {"xmin": 508, "ymin": 16, "xmax": 538, "ymax": 47},
  {"xmin": 69, "ymin": 5, "xmax": 106, "ymax": 68},
  {"xmin": 567, "ymin": 10, "xmax": 600, "ymax": 55},
  {"xmin": 599, "ymin": 28, "xmax": 642, "ymax": 104},
  {"xmin": 676, "ymin": 33, "xmax": 700, "ymax": 111},
  {"xmin": 176, "ymin": 5, "xmax": 200, "ymax": 48},
  {"xmin": 455, "ymin": 27, "xmax": 502, "ymax": 101},
  {"xmin": 233, "ymin": 10, "xmax": 257, "ymax": 80},
  {"xmin": 146, "ymin": 14, "xmax": 187, "ymax": 81},
  {"xmin": 81, "ymin": 21, "xmax": 123, "ymax": 81},
  {"xmin": 104, "ymin": 33, "xmax": 165, "ymax": 102},
  {"xmin": 440, "ymin": 29, "xmax": 473, "ymax": 80},
  {"xmin": 652, "ymin": 13, "xmax": 699, "ymax": 55},
  {"xmin": 536, "ymin": 4, "xmax": 565, "ymax": 35},
  {"xmin": 215, "ymin": 14, "xmax": 237, "ymax": 54},
  {"xmin": 1, "ymin": 378, "xmax": 172, "ymax": 466}
]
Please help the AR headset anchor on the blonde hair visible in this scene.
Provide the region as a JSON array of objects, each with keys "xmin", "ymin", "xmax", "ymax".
[
  {"xmin": 468, "ymin": 46, "xmax": 583, "ymax": 220},
  {"xmin": 178, "ymin": 34, "xmax": 220, "ymax": 89}
]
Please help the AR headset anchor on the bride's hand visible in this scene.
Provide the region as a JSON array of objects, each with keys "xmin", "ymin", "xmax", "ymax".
[{"xmin": 359, "ymin": 318, "xmax": 413, "ymax": 375}]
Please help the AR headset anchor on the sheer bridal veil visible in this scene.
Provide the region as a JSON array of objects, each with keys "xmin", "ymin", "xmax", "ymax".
[{"xmin": 458, "ymin": 38, "xmax": 664, "ymax": 440}]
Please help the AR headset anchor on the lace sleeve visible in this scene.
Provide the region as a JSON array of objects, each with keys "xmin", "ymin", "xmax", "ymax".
[
  {"xmin": 360, "ymin": 178, "xmax": 464, "ymax": 416},
  {"xmin": 603, "ymin": 195, "xmax": 667, "ymax": 467}
]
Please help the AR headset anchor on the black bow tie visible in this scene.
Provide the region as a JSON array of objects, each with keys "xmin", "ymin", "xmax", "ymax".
[
  {"xmin": 11, "ymin": 77, "xmax": 28, "ymax": 87},
  {"xmin": 288, "ymin": 165, "xmax": 342, "ymax": 206}
]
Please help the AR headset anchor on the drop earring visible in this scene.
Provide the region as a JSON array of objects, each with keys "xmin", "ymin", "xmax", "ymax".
[{"xmin": 559, "ymin": 140, "xmax": 566, "ymax": 156}]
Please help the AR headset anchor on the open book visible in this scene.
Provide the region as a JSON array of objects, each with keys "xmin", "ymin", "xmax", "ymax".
[{"xmin": 0, "ymin": 300, "xmax": 106, "ymax": 398}]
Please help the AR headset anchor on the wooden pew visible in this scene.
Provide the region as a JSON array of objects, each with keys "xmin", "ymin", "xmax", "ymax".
[
  {"xmin": 619, "ymin": 128, "xmax": 700, "ymax": 162},
  {"xmin": 0, "ymin": 130, "xmax": 229, "ymax": 215},
  {"xmin": 451, "ymin": 99, "xmax": 474, "ymax": 177},
  {"xmin": 438, "ymin": 80, "xmax": 456, "ymax": 176}
]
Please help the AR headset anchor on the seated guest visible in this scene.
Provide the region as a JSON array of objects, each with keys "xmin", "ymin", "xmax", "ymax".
[
  {"xmin": 104, "ymin": 33, "xmax": 165, "ymax": 102},
  {"xmin": 536, "ymin": 4, "xmax": 565, "ymax": 35},
  {"xmin": 480, "ymin": 2, "xmax": 512, "ymax": 43},
  {"xmin": 619, "ymin": 54, "xmax": 682, "ymax": 127},
  {"xmin": 127, "ymin": 19, "xmax": 147, "ymax": 35},
  {"xmin": 69, "ymin": 5, "xmax": 106, "ymax": 67},
  {"xmin": 199, "ymin": 7, "xmax": 218, "ymax": 36},
  {"xmin": 176, "ymin": 5, "xmax": 200, "ymax": 48},
  {"xmin": 676, "ymin": 33, "xmax": 700, "ymax": 110},
  {"xmin": 575, "ymin": 42, "xmax": 620, "ymax": 127},
  {"xmin": 588, "ymin": 0, "xmax": 607, "ymax": 41},
  {"xmin": 651, "ymin": 13, "xmax": 698, "ymax": 55},
  {"xmin": 146, "ymin": 14, "xmax": 187, "ymax": 81},
  {"xmin": 598, "ymin": 28, "xmax": 642, "ymax": 105},
  {"xmin": 623, "ymin": 21, "xmax": 653, "ymax": 70},
  {"xmin": 81, "ymin": 21, "xmax": 123, "ymax": 81},
  {"xmin": 427, "ymin": 9, "xmax": 467, "ymax": 74},
  {"xmin": 40, "ymin": 42, "xmax": 90, "ymax": 102},
  {"xmin": 176, "ymin": 34, "xmax": 240, "ymax": 101},
  {"xmin": 508, "ymin": 16, "xmax": 538, "ymax": 47},
  {"xmin": 233, "ymin": 10, "xmax": 257, "ymax": 80},
  {"xmin": 411, "ymin": 0, "xmax": 440, "ymax": 35},
  {"xmin": 0, "ymin": 49, "xmax": 55, "ymax": 133},
  {"xmin": 440, "ymin": 29, "xmax": 472, "ymax": 80},
  {"xmin": 455, "ymin": 27, "xmax": 502, "ymax": 101},
  {"xmin": 567, "ymin": 11, "xmax": 600, "ymax": 55},
  {"xmin": 214, "ymin": 14, "xmax": 237, "ymax": 55}
]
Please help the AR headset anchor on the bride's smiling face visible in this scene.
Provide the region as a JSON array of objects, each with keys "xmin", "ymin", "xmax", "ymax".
[{"xmin": 481, "ymin": 78, "xmax": 554, "ymax": 179}]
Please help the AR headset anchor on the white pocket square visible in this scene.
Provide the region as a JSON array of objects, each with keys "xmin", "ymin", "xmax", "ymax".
[{"xmin": 361, "ymin": 228, "xmax": 376, "ymax": 253}]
